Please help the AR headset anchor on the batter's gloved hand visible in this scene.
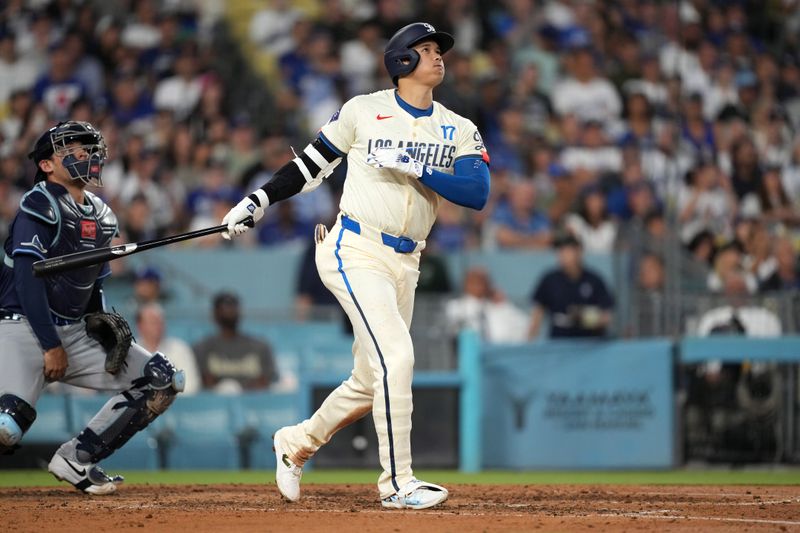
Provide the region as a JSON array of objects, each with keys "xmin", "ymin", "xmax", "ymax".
[
  {"xmin": 222, "ymin": 189, "xmax": 268, "ymax": 240},
  {"xmin": 366, "ymin": 148, "xmax": 427, "ymax": 178},
  {"xmin": 84, "ymin": 312, "xmax": 133, "ymax": 374}
]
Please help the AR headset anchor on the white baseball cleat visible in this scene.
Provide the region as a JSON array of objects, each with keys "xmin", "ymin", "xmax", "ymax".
[
  {"xmin": 381, "ymin": 479, "xmax": 449, "ymax": 510},
  {"xmin": 47, "ymin": 452, "xmax": 123, "ymax": 495},
  {"xmin": 273, "ymin": 428, "xmax": 303, "ymax": 502}
]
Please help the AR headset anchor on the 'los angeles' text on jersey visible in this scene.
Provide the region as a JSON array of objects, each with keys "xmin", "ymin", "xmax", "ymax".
[{"xmin": 366, "ymin": 139, "xmax": 456, "ymax": 170}]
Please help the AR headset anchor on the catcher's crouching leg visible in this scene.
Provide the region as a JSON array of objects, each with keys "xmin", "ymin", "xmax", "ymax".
[{"xmin": 72, "ymin": 353, "xmax": 185, "ymax": 464}]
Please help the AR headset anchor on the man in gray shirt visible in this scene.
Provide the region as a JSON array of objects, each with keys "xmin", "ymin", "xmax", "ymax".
[{"xmin": 193, "ymin": 292, "xmax": 278, "ymax": 391}]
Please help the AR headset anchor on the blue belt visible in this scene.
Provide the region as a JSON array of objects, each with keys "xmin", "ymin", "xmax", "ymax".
[
  {"xmin": 341, "ymin": 215, "xmax": 419, "ymax": 254},
  {"xmin": 0, "ymin": 309, "xmax": 78, "ymax": 325}
]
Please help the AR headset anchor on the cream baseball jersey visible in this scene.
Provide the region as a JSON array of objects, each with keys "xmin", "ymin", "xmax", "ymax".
[{"xmin": 320, "ymin": 89, "xmax": 486, "ymax": 241}]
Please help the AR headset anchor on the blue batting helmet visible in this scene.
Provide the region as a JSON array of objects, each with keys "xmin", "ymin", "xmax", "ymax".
[{"xmin": 384, "ymin": 22, "xmax": 454, "ymax": 86}]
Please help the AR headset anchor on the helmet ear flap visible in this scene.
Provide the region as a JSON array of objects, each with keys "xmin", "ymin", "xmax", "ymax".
[{"xmin": 386, "ymin": 48, "xmax": 421, "ymax": 85}]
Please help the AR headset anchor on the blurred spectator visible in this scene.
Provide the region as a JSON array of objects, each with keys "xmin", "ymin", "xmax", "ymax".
[
  {"xmin": 696, "ymin": 270, "xmax": 782, "ymax": 337},
  {"xmin": 707, "ymin": 241, "xmax": 758, "ymax": 294},
  {"xmin": 729, "ymin": 136, "xmax": 762, "ymax": 204},
  {"xmin": 193, "ymin": 291, "xmax": 279, "ymax": 392},
  {"xmin": 560, "ymin": 118, "xmax": 622, "ymax": 186},
  {"xmin": 120, "ymin": 0, "xmax": 162, "ymax": 50},
  {"xmin": 756, "ymin": 166, "xmax": 800, "ymax": 228},
  {"xmin": 528, "ymin": 233, "xmax": 614, "ymax": 338},
  {"xmin": 760, "ymin": 237, "xmax": 800, "ymax": 292},
  {"xmin": 153, "ymin": 44, "xmax": 203, "ymax": 121},
  {"xmin": 257, "ymin": 201, "xmax": 315, "ymax": 247},
  {"xmin": 295, "ymin": 236, "xmax": 339, "ymax": 322},
  {"xmin": 681, "ymin": 229, "xmax": 715, "ymax": 292},
  {"xmin": 136, "ymin": 302, "xmax": 201, "ymax": 395},
  {"xmin": 0, "ymin": 31, "xmax": 40, "ymax": 107},
  {"xmin": 123, "ymin": 192, "xmax": 157, "ymax": 243},
  {"xmin": 551, "ymin": 44, "xmax": 621, "ymax": 128},
  {"xmin": 339, "ymin": 19, "xmax": 383, "ymax": 97},
  {"xmin": 132, "ymin": 265, "xmax": 164, "ymax": 306},
  {"xmin": 32, "ymin": 42, "xmax": 86, "ymax": 120},
  {"xmin": 108, "ymin": 73, "xmax": 155, "ymax": 128},
  {"xmin": 249, "ymin": 0, "xmax": 303, "ymax": 56},
  {"xmin": 430, "ymin": 202, "xmax": 476, "ymax": 252},
  {"xmin": 119, "ymin": 146, "xmax": 175, "ymax": 235},
  {"xmin": 436, "ymin": 51, "xmax": 480, "ymax": 124},
  {"xmin": 445, "ymin": 267, "xmax": 528, "ymax": 344},
  {"xmin": 492, "ymin": 180, "xmax": 552, "ymax": 249},
  {"xmin": 631, "ymin": 252, "xmax": 666, "ymax": 337},
  {"xmin": 677, "ymin": 160, "xmax": 737, "ymax": 243},
  {"xmin": 185, "ymin": 158, "xmax": 241, "ymax": 235},
  {"xmin": 564, "ymin": 185, "xmax": 618, "ymax": 253}
]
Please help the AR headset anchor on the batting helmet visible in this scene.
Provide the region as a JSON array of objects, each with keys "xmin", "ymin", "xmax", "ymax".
[
  {"xmin": 29, "ymin": 121, "xmax": 107, "ymax": 186},
  {"xmin": 384, "ymin": 22, "xmax": 454, "ymax": 86}
]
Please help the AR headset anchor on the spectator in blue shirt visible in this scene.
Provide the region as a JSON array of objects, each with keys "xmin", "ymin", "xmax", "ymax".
[
  {"xmin": 528, "ymin": 233, "xmax": 615, "ymax": 338},
  {"xmin": 492, "ymin": 179, "xmax": 552, "ymax": 249}
]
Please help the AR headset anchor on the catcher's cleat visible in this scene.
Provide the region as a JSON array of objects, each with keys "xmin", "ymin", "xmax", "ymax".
[
  {"xmin": 381, "ymin": 479, "xmax": 448, "ymax": 510},
  {"xmin": 47, "ymin": 451, "xmax": 123, "ymax": 495},
  {"xmin": 273, "ymin": 428, "xmax": 303, "ymax": 502}
]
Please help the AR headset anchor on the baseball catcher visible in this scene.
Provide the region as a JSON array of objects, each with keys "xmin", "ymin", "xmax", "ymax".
[{"xmin": 0, "ymin": 121, "xmax": 185, "ymax": 494}]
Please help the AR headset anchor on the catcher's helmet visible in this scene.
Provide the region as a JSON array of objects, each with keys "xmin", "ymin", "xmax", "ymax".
[
  {"xmin": 384, "ymin": 22, "xmax": 454, "ymax": 86},
  {"xmin": 29, "ymin": 120, "xmax": 107, "ymax": 186}
]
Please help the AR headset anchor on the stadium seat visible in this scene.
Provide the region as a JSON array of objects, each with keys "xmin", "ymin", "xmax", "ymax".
[
  {"xmin": 24, "ymin": 394, "xmax": 72, "ymax": 445},
  {"xmin": 158, "ymin": 393, "xmax": 240, "ymax": 470},
  {"xmin": 67, "ymin": 395, "xmax": 159, "ymax": 471}
]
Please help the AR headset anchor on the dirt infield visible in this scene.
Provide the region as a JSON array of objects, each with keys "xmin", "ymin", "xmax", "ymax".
[{"xmin": 2, "ymin": 483, "xmax": 799, "ymax": 532}]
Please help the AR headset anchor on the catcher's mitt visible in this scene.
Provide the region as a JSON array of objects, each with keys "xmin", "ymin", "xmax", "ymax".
[{"xmin": 84, "ymin": 312, "xmax": 133, "ymax": 374}]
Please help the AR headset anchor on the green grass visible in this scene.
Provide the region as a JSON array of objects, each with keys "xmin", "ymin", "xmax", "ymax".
[{"xmin": 2, "ymin": 469, "xmax": 800, "ymax": 487}]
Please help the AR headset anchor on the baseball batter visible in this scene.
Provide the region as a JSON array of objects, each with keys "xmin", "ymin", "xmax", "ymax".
[
  {"xmin": 223, "ymin": 22, "xmax": 490, "ymax": 509},
  {"xmin": 0, "ymin": 121, "xmax": 185, "ymax": 494}
]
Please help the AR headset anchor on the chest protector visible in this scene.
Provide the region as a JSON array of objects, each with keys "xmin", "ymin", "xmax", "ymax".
[{"xmin": 22, "ymin": 184, "xmax": 117, "ymax": 319}]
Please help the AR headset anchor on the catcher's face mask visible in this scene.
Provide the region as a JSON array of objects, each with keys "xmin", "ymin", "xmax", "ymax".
[{"xmin": 30, "ymin": 121, "xmax": 108, "ymax": 187}]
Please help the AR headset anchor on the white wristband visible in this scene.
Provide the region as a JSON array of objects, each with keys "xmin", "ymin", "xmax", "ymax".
[{"xmin": 252, "ymin": 188, "xmax": 270, "ymax": 207}]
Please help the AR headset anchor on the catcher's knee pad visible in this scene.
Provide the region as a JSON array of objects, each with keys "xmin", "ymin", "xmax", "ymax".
[
  {"xmin": 74, "ymin": 353, "xmax": 184, "ymax": 463},
  {"xmin": 0, "ymin": 394, "xmax": 36, "ymax": 454},
  {"xmin": 139, "ymin": 352, "xmax": 185, "ymax": 396}
]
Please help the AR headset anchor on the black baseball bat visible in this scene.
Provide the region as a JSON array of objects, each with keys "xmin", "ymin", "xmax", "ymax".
[{"xmin": 32, "ymin": 217, "xmax": 253, "ymax": 277}]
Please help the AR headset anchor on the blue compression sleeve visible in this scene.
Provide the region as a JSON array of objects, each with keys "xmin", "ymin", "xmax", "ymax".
[
  {"xmin": 13, "ymin": 254, "xmax": 61, "ymax": 350},
  {"xmin": 418, "ymin": 157, "xmax": 490, "ymax": 210}
]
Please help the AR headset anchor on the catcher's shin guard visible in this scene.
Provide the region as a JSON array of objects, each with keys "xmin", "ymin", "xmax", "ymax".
[
  {"xmin": 74, "ymin": 353, "xmax": 184, "ymax": 464},
  {"xmin": 0, "ymin": 394, "xmax": 36, "ymax": 454}
]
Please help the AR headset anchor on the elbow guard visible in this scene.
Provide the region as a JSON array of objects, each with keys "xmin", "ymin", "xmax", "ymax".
[{"xmin": 261, "ymin": 137, "xmax": 342, "ymax": 204}]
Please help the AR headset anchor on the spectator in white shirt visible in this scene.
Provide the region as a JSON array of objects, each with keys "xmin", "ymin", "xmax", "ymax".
[
  {"xmin": 153, "ymin": 45, "xmax": 203, "ymax": 121},
  {"xmin": 552, "ymin": 44, "xmax": 622, "ymax": 128},
  {"xmin": 445, "ymin": 267, "xmax": 529, "ymax": 344},
  {"xmin": 564, "ymin": 185, "xmax": 618, "ymax": 253}
]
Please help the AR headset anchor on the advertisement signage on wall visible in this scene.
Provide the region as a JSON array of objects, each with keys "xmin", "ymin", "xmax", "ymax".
[{"xmin": 482, "ymin": 339, "xmax": 674, "ymax": 469}]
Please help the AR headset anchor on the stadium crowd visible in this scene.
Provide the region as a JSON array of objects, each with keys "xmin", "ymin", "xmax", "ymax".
[{"xmin": 2, "ymin": 0, "xmax": 800, "ymax": 328}]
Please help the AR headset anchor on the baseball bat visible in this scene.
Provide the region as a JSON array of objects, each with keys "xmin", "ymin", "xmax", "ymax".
[{"xmin": 32, "ymin": 217, "xmax": 254, "ymax": 277}]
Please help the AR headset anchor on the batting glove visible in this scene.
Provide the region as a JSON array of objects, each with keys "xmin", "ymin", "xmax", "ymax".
[
  {"xmin": 222, "ymin": 189, "xmax": 268, "ymax": 240},
  {"xmin": 366, "ymin": 148, "xmax": 426, "ymax": 178}
]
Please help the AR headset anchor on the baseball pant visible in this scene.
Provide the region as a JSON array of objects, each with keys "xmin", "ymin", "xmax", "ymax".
[
  {"xmin": 0, "ymin": 317, "xmax": 157, "ymax": 457},
  {"xmin": 279, "ymin": 216, "xmax": 421, "ymax": 498}
]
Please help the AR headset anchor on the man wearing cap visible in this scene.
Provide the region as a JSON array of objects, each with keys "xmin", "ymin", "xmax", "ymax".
[
  {"xmin": 528, "ymin": 233, "xmax": 615, "ymax": 338},
  {"xmin": 0, "ymin": 121, "xmax": 185, "ymax": 494}
]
